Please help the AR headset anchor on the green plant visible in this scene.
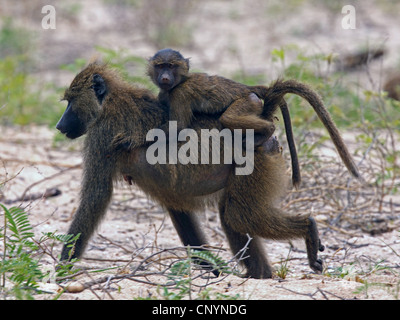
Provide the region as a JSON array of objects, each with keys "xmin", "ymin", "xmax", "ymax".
[
  {"xmin": 39, "ymin": 231, "xmax": 81, "ymax": 279},
  {"xmin": 1, "ymin": 205, "xmax": 42, "ymax": 299},
  {"xmin": 275, "ymin": 248, "xmax": 292, "ymax": 279},
  {"xmin": 159, "ymin": 258, "xmax": 192, "ymax": 300},
  {"xmin": 0, "ymin": 55, "xmax": 61, "ymax": 126},
  {"xmin": 354, "ymin": 280, "xmax": 397, "ymax": 299},
  {"xmin": 0, "ymin": 204, "xmax": 79, "ymax": 299},
  {"xmin": 154, "ymin": 248, "xmax": 238, "ymax": 300},
  {"xmin": 191, "ymin": 249, "xmax": 235, "ymax": 277},
  {"xmin": 0, "ymin": 18, "xmax": 34, "ymax": 59},
  {"xmin": 352, "ymin": 260, "xmax": 398, "ymax": 299},
  {"xmin": 0, "ymin": 18, "xmax": 62, "ymax": 126},
  {"xmin": 326, "ymin": 262, "xmax": 359, "ymax": 280}
]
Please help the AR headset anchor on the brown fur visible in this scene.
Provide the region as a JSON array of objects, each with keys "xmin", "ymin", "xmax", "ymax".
[
  {"xmin": 384, "ymin": 74, "xmax": 400, "ymax": 101},
  {"xmin": 255, "ymin": 79, "xmax": 363, "ymax": 182},
  {"xmin": 147, "ymin": 49, "xmax": 274, "ymax": 137},
  {"xmin": 148, "ymin": 48, "xmax": 301, "ymax": 187},
  {"xmin": 338, "ymin": 48, "xmax": 385, "ymax": 71},
  {"xmin": 56, "ymin": 62, "xmax": 325, "ymax": 278},
  {"xmin": 147, "ymin": 49, "xmax": 363, "ymax": 188}
]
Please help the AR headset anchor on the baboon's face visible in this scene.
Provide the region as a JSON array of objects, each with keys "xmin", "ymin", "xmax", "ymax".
[
  {"xmin": 147, "ymin": 48, "xmax": 189, "ymax": 91},
  {"xmin": 56, "ymin": 69, "xmax": 106, "ymax": 139},
  {"xmin": 152, "ymin": 62, "xmax": 179, "ymax": 91}
]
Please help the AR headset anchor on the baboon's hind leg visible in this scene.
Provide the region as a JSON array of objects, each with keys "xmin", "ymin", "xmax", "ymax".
[
  {"xmin": 219, "ymin": 94, "xmax": 276, "ymax": 139},
  {"xmin": 306, "ymin": 217, "xmax": 325, "ymax": 273},
  {"xmin": 219, "ymin": 199, "xmax": 274, "ymax": 279}
]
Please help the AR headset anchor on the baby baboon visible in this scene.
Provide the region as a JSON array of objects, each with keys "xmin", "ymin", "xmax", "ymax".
[
  {"xmin": 148, "ymin": 48, "xmax": 275, "ymax": 136},
  {"xmin": 147, "ymin": 48, "xmax": 362, "ymax": 187},
  {"xmin": 147, "ymin": 48, "xmax": 301, "ymax": 185},
  {"xmin": 56, "ymin": 61, "xmax": 326, "ymax": 278}
]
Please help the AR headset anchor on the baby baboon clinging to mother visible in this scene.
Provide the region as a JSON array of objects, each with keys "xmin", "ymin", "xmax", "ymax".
[
  {"xmin": 56, "ymin": 61, "xmax": 329, "ymax": 278},
  {"xmin": 146, "ymin": 48, "xmax": 362, "ymax": 187},
  {"xmin": 147, "ymin": 48, "xmax": 302, "ymax": 185},
  {"xmin": 147, "ymin": 49, "xmax": 275, "ymax": 135}
]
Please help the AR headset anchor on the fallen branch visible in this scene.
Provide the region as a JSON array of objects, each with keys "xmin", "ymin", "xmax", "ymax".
[{"xmin": 4, "ymin": 187, "xmax": 62, "ymax": 204}]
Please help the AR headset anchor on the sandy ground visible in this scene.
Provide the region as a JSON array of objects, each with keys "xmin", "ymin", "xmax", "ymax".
[
  {"xmin": 1, "ymin": 125, "xmax": 399, "ymax": 300},
  {"xmin": 1, "ymin": 0, "xmax": 400, "ymax": 301}
]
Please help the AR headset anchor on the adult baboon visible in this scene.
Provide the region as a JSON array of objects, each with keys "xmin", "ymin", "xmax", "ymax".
[{"xmin": 56, "ymin": 62, "xmax": 335, "ymax": 278}]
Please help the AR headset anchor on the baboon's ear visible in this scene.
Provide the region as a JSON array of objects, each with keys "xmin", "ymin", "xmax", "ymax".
[{"xmin": 92, "ymin": 74, "xmax": 107, "ymax": 104}]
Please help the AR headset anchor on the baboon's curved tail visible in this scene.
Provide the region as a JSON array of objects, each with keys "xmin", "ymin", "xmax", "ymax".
[
  {"xmin": 252, "ymin": 80, "xmax": 363, "ymax": 184},
  {"xmin": 278, "ymin": 99, "xmax": 301, "ymax": 188}
]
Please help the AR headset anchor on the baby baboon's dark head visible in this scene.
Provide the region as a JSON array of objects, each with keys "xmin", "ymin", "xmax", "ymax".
[{"xmin": 147, "ymin": 48, "xmax": 190, "ymax": 91}]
